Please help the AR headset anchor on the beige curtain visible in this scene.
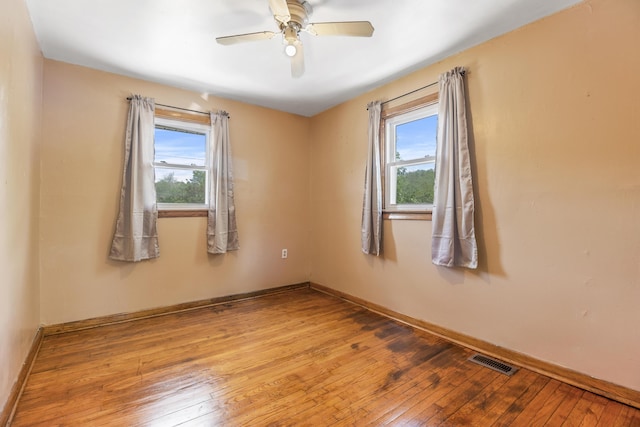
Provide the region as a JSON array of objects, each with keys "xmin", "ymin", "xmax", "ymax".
[
  {"xmin": 207, "ymin": 111, "xmax": 239, "ymax": 254},
  {"xmin": 109, "ymin": 95, "xmax": 160, "ymax": 262},
  {"xmin": 431, "ymin": 67, "xmax": 478, "ymax": 268},
  {"xmin": 361, "ymin": 101, "xmax": 383, "ymax": 255}
]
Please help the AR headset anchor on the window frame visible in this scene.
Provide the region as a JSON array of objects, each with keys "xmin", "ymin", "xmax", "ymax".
[
  {"xmin": 153, "ymin": 114, "xmax": 211, "ymax": 214},
  {"xmin": 381, "ymin": 93, "xmax": 439, "ymax": 219}
]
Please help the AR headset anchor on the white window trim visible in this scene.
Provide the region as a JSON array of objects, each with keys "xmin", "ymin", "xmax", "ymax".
[
  {"xmin": 384, "ymin": 103, "xmax": 438, "ymax": 212},
  {"xmin": 154, "ymin": 117, "xmax": 211, "ymax": 211}
]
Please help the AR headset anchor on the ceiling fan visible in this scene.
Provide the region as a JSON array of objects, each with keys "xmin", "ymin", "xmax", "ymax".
[{"xmin": 216, "ymin": 0, "xmax": 374, "ymax": 78}]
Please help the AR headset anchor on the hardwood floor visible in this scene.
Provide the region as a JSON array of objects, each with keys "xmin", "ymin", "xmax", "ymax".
[{"xmin": 11, "ymin": 288, "xmax": 640, "ymax": 426}]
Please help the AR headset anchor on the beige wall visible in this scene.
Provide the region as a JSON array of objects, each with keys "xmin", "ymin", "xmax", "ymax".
[
  {"xmin": 40, "ymin": 61, "xmax": 310, "ymax": 325},
  {"xmin": 310, "ymin": 0, "xmax": 640, "ymax": 390},
  {"xmin": 0, "ymin": 0, "xmax": 43, "ymax": 412}
]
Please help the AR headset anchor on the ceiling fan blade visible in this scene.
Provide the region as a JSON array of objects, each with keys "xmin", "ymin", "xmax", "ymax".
[
  {"xmin": 306, "ymin": 21, "xmax": 374, "ymax": 37},
  {"xmin": 291, "ymin": 41, "xmax": 305, "ymax": 78},
  {"xmin": 269, "ymin": 0, "xmax": 291, "ymax": 23},
  {"xmin": 216, "ymin": 31, "xmax": 277, "ymax": 45}
]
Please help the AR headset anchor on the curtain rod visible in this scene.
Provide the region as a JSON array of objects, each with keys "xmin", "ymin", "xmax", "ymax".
[
  {"xmin": 371, "ymin": 69, "xmax": 467, "ymax": 109},
  {"xmin": 366, "ymin": 81, "xmax": 437, "ymax": 111},
  {"xmin": 125, "ymin": 97, "xmax": 215, "ymax": 117},
  {"xmin": 381, "ymin": 80, "xmax": 438, "ymax": 107}
]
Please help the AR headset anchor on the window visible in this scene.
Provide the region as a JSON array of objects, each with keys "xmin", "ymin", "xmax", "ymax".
[
  {"xmin": 383, "ymin": 98, "xmax": 438, "ymax": 215},
  {"xmin": 154, "ymin": 117, "xmax": 210, "ymax": 211}
]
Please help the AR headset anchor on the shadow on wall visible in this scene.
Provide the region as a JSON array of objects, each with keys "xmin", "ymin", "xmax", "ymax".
[{"xmin": 468, "ymin": 70, "xmax": 504, "ymax": 281}]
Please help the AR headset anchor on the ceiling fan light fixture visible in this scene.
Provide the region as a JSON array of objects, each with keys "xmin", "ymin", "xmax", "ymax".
[
  {"xmin": 284, "ymin": 42, "xmax": 297, "ymax": 57},
  {"xmin": 283, "ymin": 24, "xmax": 299, "ymax": 57}
]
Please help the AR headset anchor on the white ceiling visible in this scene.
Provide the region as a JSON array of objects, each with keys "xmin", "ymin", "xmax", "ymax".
[{"xmin": 25, "ymin": 0, "xmax": 581, "ymax": 117}]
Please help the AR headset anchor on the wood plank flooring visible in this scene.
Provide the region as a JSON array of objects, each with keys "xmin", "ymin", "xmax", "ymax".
[{"xmin": 11, "ymin": 288, "xmax": 640, "ymax": 426}]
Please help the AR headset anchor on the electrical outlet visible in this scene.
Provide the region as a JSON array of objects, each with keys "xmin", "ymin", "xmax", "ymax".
[{"xmin": 281, "ymin": 249, "xmax": 288, "ymax": 259}]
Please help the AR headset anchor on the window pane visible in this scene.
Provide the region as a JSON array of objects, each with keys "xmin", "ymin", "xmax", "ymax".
[
  {"xmin": 392, "ymin": 163, "xmax": 435, "ymax": 205},
  {"xmin": 155, "ymin": 168, "xmax": 206, "ymax": 204},
  {"xmin": 155, "ymin": 127, "xmax": 206, "ymax": 167},
  {"xmin": 395, "ymin": 115, "xmax": 437, "ymax": 161}
]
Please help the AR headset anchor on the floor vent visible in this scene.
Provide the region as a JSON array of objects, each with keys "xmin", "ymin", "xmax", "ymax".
[{"xmin": 468, "ymin": 353, "xmax": 518, "ymax": 376}]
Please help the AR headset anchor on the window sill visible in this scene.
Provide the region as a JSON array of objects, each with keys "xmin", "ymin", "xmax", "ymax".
[
  {"xmin": 158, "ymin": 210, "xmax": 207, "ymax": 218},
  {"xmin": 383, "ymin": 211, "xmax": 432, "ymax": 221}
]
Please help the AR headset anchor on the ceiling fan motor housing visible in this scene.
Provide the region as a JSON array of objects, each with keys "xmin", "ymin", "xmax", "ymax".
[{"xmin": 283, "ymin": 0, "xmax": 311, "ymax": 31}]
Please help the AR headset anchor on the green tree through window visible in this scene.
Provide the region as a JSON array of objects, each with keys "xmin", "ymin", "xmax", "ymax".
[
  {"xmin": 155, "ymin": 170, "xmax": 206, "ymax": 204},
  {"xmin": 396, "ymin": 166, "xmax": 435, "ymax": 204}
]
